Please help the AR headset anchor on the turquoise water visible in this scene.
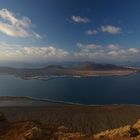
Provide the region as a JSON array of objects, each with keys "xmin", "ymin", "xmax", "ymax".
[{"xmin": 0, "ymin": 73, "xmax": 140, "ymax": 105}]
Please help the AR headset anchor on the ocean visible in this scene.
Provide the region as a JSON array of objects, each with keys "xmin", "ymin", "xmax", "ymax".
[{"xmin": 0, "ymin": 73, "xmax": 140, "ymax": 105}]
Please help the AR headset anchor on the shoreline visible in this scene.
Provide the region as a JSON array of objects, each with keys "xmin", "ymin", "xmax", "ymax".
[
  {"xmin": 0, "ymin": 70, "xmax": 138, "ymax": 81},
  {"xmin": 14, "ymin": 69, "xmax": 139, "ymax": 80},
  {"xmin": 1, "ymin": 95, "xmax": 140, "ymax": 107}
]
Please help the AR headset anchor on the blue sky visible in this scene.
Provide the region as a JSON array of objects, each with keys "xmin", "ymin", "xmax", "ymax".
[{"xmin": 0, "ymin": 0, "xmax": 140, "ymax": 64}]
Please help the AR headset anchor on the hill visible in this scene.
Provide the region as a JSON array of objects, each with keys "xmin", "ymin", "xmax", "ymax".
[
  {"xmin": 0, "ymin": 63, "xmax": 138, "ymax": 79},
  {"xmin": 71, "ymin": 63, "xmax": 128, "ymax": 71}
]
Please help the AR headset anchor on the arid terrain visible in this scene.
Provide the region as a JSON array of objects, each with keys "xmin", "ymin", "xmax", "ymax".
[
  {"xmin": 0, "ymin": 63, "xmax": 138, "ymax": 79},
  {"xmin": 1, "ymin": 97, "xmax": 140, "ymax": 134},
  {"xmin": 1, "ymin": 109, "xmax": 140, "ymax": 140},
  {"xmin": 1, "ymin": 97, "xmax": 140, "ymax": 139}
]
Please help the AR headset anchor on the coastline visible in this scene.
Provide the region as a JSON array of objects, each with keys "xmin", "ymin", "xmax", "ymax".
[
  {"xmin": 18, "ymin": 69, "xmax": 139, "ymax": 80},
  {"xmin": 1, "ymin": 95, "xmax": 140, "ymax": 107}
]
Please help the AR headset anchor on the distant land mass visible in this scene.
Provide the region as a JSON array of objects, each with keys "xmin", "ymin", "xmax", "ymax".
[{"xmin": 0, "ymin": 63, "xmax": 138, "ymax": 80}]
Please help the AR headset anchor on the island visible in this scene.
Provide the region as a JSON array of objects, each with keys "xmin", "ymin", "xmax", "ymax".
[{"xmin": 0, "ymin": 63, "xmax": 138, "ymax": 80}]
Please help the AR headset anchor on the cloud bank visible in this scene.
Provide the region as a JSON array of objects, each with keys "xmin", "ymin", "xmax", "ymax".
[
  {"xmin": 0, "ymin": 42, "xmax": 139, "ymax": 63},
  {"xmin": 0, "ymin": 42, "xmax": 68, "ymax": 61},
  {"xmin": 74, "ymin": 43, "xmax": 139, "ymax": 62}
]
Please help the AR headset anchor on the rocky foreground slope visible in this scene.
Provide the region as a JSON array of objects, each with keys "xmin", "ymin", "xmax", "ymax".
[
  {"xmin": 93, "ymin": 120, "xmax": 140, "ymax": 140},
  {"xmin": 2, "ymin": 112, "xmax": 140, "ymax": 140},
  {"xmin": 0, "ymin": 112, "xmax": 89, "ymax": 140}
]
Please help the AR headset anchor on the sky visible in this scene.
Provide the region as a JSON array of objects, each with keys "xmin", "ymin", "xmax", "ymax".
[{"xmin": 0, "ymin": 0, "xmax": 140, "ymax": 65}]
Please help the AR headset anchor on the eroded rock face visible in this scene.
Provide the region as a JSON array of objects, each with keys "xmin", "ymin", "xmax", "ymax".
[
  {"xmin": 0, "ymin": 121, "xmax": 89, "ymax": 140},
  {"xmin": 2, "ymin": 111, "xmax": 140, "ymax": 140},
  {"xmin": 93, "ymin": 119, "xmax": 140, "ymax": 140},
  {"xmin": 0, "ymin": 112, "xmax": 88, "ymax": 140}
]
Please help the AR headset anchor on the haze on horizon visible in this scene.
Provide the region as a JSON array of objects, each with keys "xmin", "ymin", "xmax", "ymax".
[{"xmin": 0, "ymin": 0, "xmax": 140, "ymax": 66}]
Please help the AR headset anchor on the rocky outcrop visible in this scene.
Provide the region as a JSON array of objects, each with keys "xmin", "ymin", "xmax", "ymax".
[
  {"xmin": 2, "ymin": 111, "xmax": 140, "ymax": 140},
  {"xmin": 93, "ymin": 119, "xmax": 140, "ymax": 140},
  {"xmin": 0, "ymin": 121, "xmax": 88, "ymax": 140},
  {"xmin": 0, "ymin": 112, "xmax": 88, "ymax": 140}
]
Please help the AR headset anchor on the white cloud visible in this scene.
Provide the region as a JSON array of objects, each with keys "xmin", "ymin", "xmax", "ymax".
[
  {"xmin": 0, "ymin": 8, "xmax": 40, "ymax": 38},
  {"xmin": 71, "ymin": 16, "xmax": 90, "ymax": 23},
  {"xmin": 107, "ymin": 50, "xmax": 118, "ymax": 56},
  {"xmin": 75, "ymin": 42, "xmax": 140, "ymax": 62},
  {"xmin": 86, "ymin": 29, "xmax": 98, "ymax": 35},
  {"xmin": 85, "ymin": 25, "xmax": 121, "ymax": 36},
  {"xmin": 77, "ymin": 43, "xmax": 102, "ymax": 52},
  {"xmin": 0, "ymin": 43, "xmax": 68, "ymax": 61},
  {"xmin": 22, "ymin": 47, "xmax": 68, "ymax": 58},
  {"xmin": 101, "ymin": 25, "xmax": 121, "ymax": 34},
  {"xmin": 128, "ymin": 48, "xmax": 139, "ymax": 53}
]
